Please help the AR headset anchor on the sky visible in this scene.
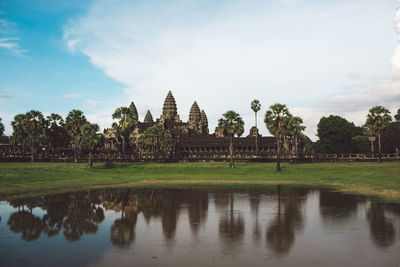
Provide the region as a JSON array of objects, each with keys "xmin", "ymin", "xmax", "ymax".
[{"xmin": 1, "ymin": 0, "xmax": 400, "ymax": 140}]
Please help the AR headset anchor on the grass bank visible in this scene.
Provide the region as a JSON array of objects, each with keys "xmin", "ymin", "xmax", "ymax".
[{"xmin": 0, "ymin": 161, "xmax": 399, "ymax": 202}]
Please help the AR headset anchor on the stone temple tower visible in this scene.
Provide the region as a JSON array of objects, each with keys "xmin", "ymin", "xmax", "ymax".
[
  {"xmin": 201, "ymin": 110, "xmax": 209, "ymax": 134},
  {"xmin": 144, "ymin": 110, "xmax": 153, "ymax": 123},
  {"xmin": 129, "ymin": 101, "xmax": 139, "ymax": 121},
  {"xmin": 160, "ymin": 91, "xmax": 181, "ymax": 123},
  {"xmin": 189, "ymin": 101, "xmax": 202, "ymax": 133}
]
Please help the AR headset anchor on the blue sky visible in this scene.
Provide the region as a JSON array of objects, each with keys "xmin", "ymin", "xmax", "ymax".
[{"xmin": 1, "ymin": 0, "xmax": 399, "ymax": 139}]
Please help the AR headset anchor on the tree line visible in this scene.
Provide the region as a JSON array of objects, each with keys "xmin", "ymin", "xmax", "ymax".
[
  {"xmin": 314, "ymin": 106, "xmax": 400, "ymax": 162},
  {"xmin": 0, "ymin": 107, "xmax": 171, "ymax": 168},
  {"xmin": 0, "ymin": 103, "xmax": 399, "ymax": 169}
]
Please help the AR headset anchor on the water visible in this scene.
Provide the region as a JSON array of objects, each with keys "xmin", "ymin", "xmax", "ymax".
[{"xmin": 0, "ymin": 188, "xmax": 399, "ymax": 266}]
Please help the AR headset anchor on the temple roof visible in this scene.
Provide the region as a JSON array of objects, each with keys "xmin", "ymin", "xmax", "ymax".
[
  {"xmin": 189, "ymin": 101, "xmax": 201, "ymax": 123},
  {"xmin": 162, "ymin": 91, "xmax": 177, "ymax": 119},
  {"xmin": 129, "ymin": 101, "xmax": 138, "ymax": 121},
  {"xmin": 144, "ymin": 110, "xmax": 153, "ymax": 123}
]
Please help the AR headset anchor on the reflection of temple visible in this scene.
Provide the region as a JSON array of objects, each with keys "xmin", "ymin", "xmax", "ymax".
[
  {"xmin": 104, "ymin": 91, "xmax": 292, "ymax": 161},
  {"xmin": 6, "ymin": 190, "xmax": 210, "ymax": 246},
  {"xmin": 6, "ymin": 188, "xmax": 400, "ymax": 258}
]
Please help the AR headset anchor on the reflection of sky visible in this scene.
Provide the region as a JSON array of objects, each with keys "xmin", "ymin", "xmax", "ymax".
[{"xmin": 0, "ymin": 190, "xmax": 400, "ymax": 266}]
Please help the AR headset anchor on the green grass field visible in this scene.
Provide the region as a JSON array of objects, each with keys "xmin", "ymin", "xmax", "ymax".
[{"xmin": 0, "ymin": 161, "xmax": 399, "ymax": 202}]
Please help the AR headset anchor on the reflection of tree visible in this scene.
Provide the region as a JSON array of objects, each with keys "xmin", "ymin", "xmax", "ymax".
[
  {"xmin": 111, "ymin": 206, "xmax": 138, "ymax": 248},
  {"xmin": 6, "ymin": 192, "xmax": 106, "ymax": 242},
  {"xmin": 42, "ymin": 194, "xmax": 70, "ymax": 237},
  {"xmin": 367, "ymin": 201, "xmax": 396, "ymax": 248},
  {"xmin": 249, "ymin": 191, "xmax": 261, "ymax": 241},
  {"xmin": 319, "ymin": 190, "xmax": 358, "ymax": 223},
  {"xmin": 219, "ymin": 192, "xmax": 245, "ymax": 244},
  {"xmin": 62, "ymin": 194, "xmax": 105, "ymax": 241},
  {"xmin": 7, "ymin": 210, "xmax": 43, "ymax": 241},
  {"xmin": 4, "ymin": 189, "xmax": 215, "ymax": 246},
  {"xmin": 266, "ymin": 187, "xmax": 304, "ymax": 255}
]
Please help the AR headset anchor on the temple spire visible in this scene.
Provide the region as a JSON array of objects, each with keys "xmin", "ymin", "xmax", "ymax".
[
  {"xmin": 144, "ymin": 110, "xmax": 153, "ymax": 123},
  {"xmin": 201, "ymin": 110, "xmax": 209, "ymax": 134},
  {"xmin": 129, "ymin": 101, "xmax": 139, "ymax": 121},
  {"xmin": 189, "ymin": 101, "xmax": 201, "ymax": 123},
  {"xmin": 162, "ymin": 91, "xmax": 178, "ymax": 120}
]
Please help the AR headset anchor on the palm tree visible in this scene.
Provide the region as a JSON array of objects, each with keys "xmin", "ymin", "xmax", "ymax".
[
  {"xmin": 112, "ymin": 107, "xmax": 137, "ymax": 166},
  {"xmin": 365, "ymin": 106, "xmax": 392, "ymax": 162},
  {"xmin": 395, "ymin": 108, "xmax": 400, "ymax": 122},
  {"xmin": 66, "ymin": 110, "xmax": 87, "ymax": 163},
  {"xmin": 11, "ymin": 114, "xmax": 28, "ymax": 153},
  {"xmin": 285, "ymin": 116, "xmax": 305, "ymax": 156},
  {"xmin": 46, "ymin": 113, "xmax": 69, "ymax": 162},
  {"xmin": 136, "ymin": 125, "xmax": 173, "ymax": 158},
  {"xmin": 78, "ymin": 122, "xmax": 104, "ymax": 168},
  {"xmin": 251, "ymin": 100, "xmax": 261, "ymax": 154},
  {"xmin": 264, "ymin": 103, "xmax": 291, "ymax": 171},
  {"xmin": 0, "ymin": 117, "xmax": 4, "ymax": 137},
  {"xmin": 365, "ymin": 126, "xmax": 376, "ymax": 157},
  {"xmin": 217, "ymin": 110, "xmax": 244, "ymax": 168},
  {"xmin": 20, "ymin": 110, "xmax": 46, "ymax": 162}
]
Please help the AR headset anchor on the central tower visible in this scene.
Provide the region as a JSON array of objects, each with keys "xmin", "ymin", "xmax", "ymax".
[{"xmin": 160, "ymin": 90, "xmax": 181, "ymax": 123}]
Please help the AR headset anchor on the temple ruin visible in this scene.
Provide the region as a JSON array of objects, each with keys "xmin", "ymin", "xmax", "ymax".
[{"xmin": 104, "ymin": 91, "xmax": 282, "ymax": 160}]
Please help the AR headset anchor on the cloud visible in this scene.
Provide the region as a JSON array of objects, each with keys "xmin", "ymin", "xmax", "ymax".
[
  {"xmin": 0, "ymin": 16, "xmax": 26, "ymax": 56},
  {"xmin": 83, "ymin": 98, "xmax": 102, "ymax": 109},
  {"xmin": 0, "ymin": 37, "xmax": 26, "ymax": 56},
  {"xmin": 62, "ymin": 92, "xmax": 83, "ymax": 98},
  {"xmin": 0, "ymin": 18, "xmax": 16, "ymax": 34},
  {"xmin": 63, "ymin": 0, "xmax": 398, "ymax": 139},
  {"xmin": 294, "ymin": 0, "xmax": 400, "ymax": 139}
]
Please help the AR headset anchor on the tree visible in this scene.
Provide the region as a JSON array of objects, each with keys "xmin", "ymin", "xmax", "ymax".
[
  {"xmin": 365, "ymin": 106, "xmax": 392, "ymax": 162},
  {"xmin": 217, "ymin": 110, "xmax": 244, "ymax": 168},
  {"xmin": 381, "ymin": 121, "xmax": 400, "ymax": 153},
  {"xmin": 11, "ymin": 111, "xmax": 46, "ymax": 162},
  {"xmin": 77, "ymin": 122, "xmax": 104, "ymax": 168},
  {"xmin": 300, "ymin": 133, "xmax": 314, "ymax": 154},
  {"xmin": 0, "ymin": 117, "xmax": 7, "ymax": 144},
  {"xmin": 11, "ymin": 114, "xmax": 28, "ymax": 152},
  {"xmin": 264, "ymin": 103, "xmax": 291, "ymax": 171},
  {"xmin": 395, "ymin": 108, "xmax": 400, "ymax": 122},
  {"xmin": 45, "ymin": 113, "xmax": 69, "ymax": 162},
  {"xmin": 317, "ymin": 115, "xmax": 357, "ymax": 154},
  {"xmin": 251, "ymin": 100, "xmax": 261, "ymax": 154},
  {"xmin": 352, "ymin": 135, "xmax": 370, "ymax": 153},
  {"xmin": 25, "ymin": 110, "xmax": 47, "ymax": 162},
  {"xmin": 284, "ymin": 116, "xmax": 305, "ymax": 156},
  {"xmin": 136, "ymin": 125, "xmax": 173, "ymax": 157},
  {"xmin": 66, "ymin": 110, "xmax": 87, "ymax": 163},
  {"xmin": 112, "ymin": 107, "xmax": 137, "ymax": 166},
  {"xmin": 0, "ymin": 117, "xmax": 4, "ymax": 137}
]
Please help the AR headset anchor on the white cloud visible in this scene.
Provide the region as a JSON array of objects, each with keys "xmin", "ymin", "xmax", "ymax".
[
  {"xmin": 62, "ymin": 92, "xmax": 83, "ymax": 98},
  {"xmin": 0, "ymin": 16, "xmax": 26, "ymax": 56},
  {"xmin": 0, "ymin": 18, "xmax": 16, "ymax": 34},
  {"xmin": 63, "ymin": 0, "xmax": 398, "ymax": 139},
  {"xmin": 0, "ymin": 37, "xmax": 26, "ymax": 55},
  {"xmin": 83, "ymin": 98, "xmax": 102, "ymax": 109}
]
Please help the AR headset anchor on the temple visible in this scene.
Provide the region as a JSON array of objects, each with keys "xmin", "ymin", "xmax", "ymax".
[{"xmin": 104, "ymin": 91, "xmax": 293, "ymax": 161}]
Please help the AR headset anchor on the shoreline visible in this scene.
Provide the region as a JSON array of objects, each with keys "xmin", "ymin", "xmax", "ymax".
[{"xmin": 1, "ymin": 161, "xmax": 399, "ymax": 202}]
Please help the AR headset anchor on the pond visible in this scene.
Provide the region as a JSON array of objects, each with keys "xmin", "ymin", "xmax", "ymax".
[{"xmin": 0, "ymin": 188, "xmax": 399, "ymax": 266}]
